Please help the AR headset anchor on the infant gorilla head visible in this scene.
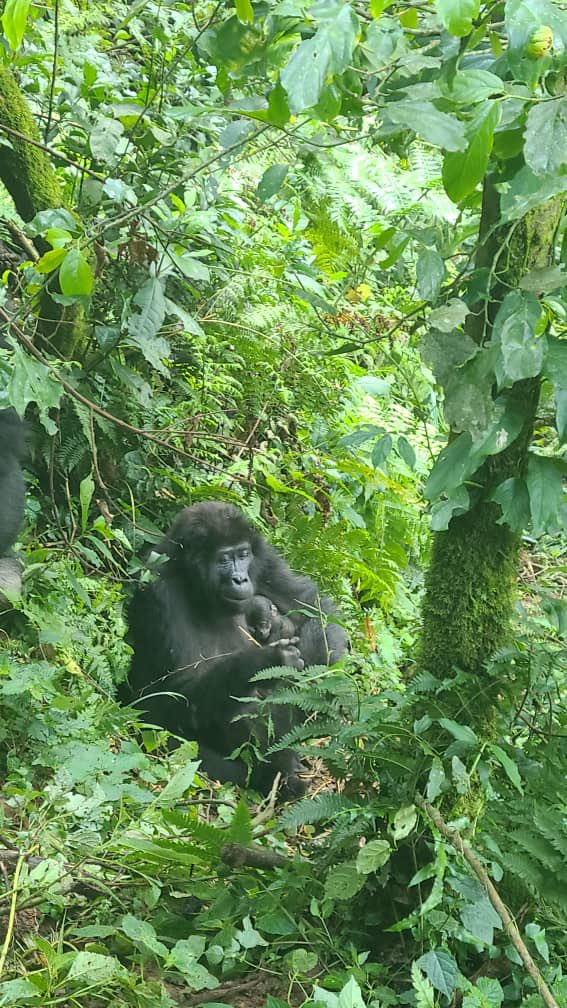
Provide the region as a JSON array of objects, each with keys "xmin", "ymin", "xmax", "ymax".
[
  {"xmin": 127, "ymin": 501, "xmax": 348, "ymax": 797},
  {"xmin": 244, "ymin": 594, "xmax": 296, "ymax": 645}
]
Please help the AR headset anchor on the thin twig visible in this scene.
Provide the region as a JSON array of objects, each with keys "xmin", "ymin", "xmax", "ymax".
[
  {"xmin": 0, "ymin": 851, "xmax": 25, "ymax": 978},
  {"xmin": 416, "ymin": 795, "xmax": 559, "ymax": 1008},
  {"xmin": 0, "ymin": 123, "xmax": 103, "ymax": 180}
]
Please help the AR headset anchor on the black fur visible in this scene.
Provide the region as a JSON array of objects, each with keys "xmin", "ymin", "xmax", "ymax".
[
  {"xmin": 126, "ymin": 502, "xmax": 347, "ymax": 795},
  {"xmin": 0, "ymin": 337, "xmax": 25, "ymax": 559}
]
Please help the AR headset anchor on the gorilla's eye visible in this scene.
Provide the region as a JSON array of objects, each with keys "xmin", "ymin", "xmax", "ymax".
[{"xmin": 238, "ymin": 549, "xmax": 250, "ymax": 560}]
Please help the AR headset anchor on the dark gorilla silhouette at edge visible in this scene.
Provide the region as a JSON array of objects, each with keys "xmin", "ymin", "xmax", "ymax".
[{"xmin": 126, "ymin": 501, "xmax": 348, "ymax": 796}]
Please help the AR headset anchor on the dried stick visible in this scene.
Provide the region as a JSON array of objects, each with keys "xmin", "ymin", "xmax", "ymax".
[{"xmin": 416, "ymin": 795, "xmax": 559, "ymax": 1008}]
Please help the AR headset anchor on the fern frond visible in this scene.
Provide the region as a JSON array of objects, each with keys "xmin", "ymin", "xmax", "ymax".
[{"xmin": 277, "ymin": 792, "xmax": 357, "ymax": 830}]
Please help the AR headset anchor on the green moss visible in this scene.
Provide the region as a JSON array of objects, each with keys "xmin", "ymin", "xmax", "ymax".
[
  {"xmin": 0, "ymin": 66, "xmax": 89, "ymax": 358},
  {"xmin": 420, "ymin": 503, "xmax": 519, "ymax": 677},
  {"xmin": 0, "ymin": 65, "xmax": 63, "ymax": 220},
  {"xmin": 420, "ymin": 193, "xmax": 563, "ymax": 680}
]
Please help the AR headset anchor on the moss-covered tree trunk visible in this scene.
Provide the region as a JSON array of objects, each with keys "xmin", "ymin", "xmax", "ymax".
[
  {"xmin": 0, "ymin": 66, "xmax": 87, "ymax": 358},
  {"xmin": 420, "ymin": 187, "xmax": 563, "ymax": 678}
]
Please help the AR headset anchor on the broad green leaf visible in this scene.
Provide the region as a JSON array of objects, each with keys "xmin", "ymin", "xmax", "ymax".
[
  {"xmin": 429, "ymin": 298, "xmax": 469, "ymax": 332},
  {"xmin": 257, "ymin": 164, "xmax": 289, "ymax": 203},
  {"xmin": 438, "ymin": 718, "xmax": 478, "ymax": 745},
  {"xmin": 121, "ymin": 914, "xmax": 168, "ymax": 957},
  {"xmin": 442, "ymin": 70, "xmax": 504, "ymax": 104},
  {"xmin": 235, "ymin": 916, "xmax": 268, "ymax": 949},
  {"xmin": 505, "ymin": 0, "xmax": 567, "ymax": 53},
  {"xmin": 426, "ymin": 757, "xmax": 446, "ymax": 802},
  {"xmin": 266, "ymin": 82, "xmax": 291, "ymax": 126},
  {"xmin": 1, "ymin": 0, "xmax": 31, "ymax": 50},
  {"xmin": 524, "ymin": 97, "xmax": 567, "ymax": 176},
  {"xmin": 500, "ymin": 165, "xmax": 567, "ymax": 222},
  {"xmin": 490, "ymin": 743, "xmax": 523, "ymax": 792},
  {"xmin": 0, "ymin": 978, "xmax": 41, "ymax": 1002},
  {"xmin": 416, "ymin": 248, "xmax": 444, "ymax": 302},
  {"xmin": 415, "ymin": 950, "xmax": 459, "ymax": 999},
  {"xmin": 154, "ymin": 760, "xmax": 199, "ymax": 803},
  {"xmin": 424, "ymin": 433, "xmax": 479, "ymax": 500},
  {"xmin": 430, "ymin": 485, "xmax": 469, "ymax": 530},
  {"xmin": 67, "ymin": 951, "xmax": 127, "ymax": 986},
  {"xmin": 443, "ymin": 102, "xmax": 500, "ymax": 203},
  {"xmin": 436, "ymin": 0, "xmax": 479, "ymax": 36},
  {"xmin": 372, "ymin": 433, "xmax": 392, "ymax": 469},
  {"xmin": 397, "ymin": 436, "xmax": 416, "ymax": 469},
  {"xmin": 79, "ymin": 474, "xmax": 95, "ymax": 533},
  {"xmin": 324, "ymin": 861, "xmax": 366, "ymax": 900},
  {"xmin": 364, "ymin": 17, "xmax": 406, "ymax": 71},
  {"xmin": 337, "ymin": 977, "xmax": 365, "ymax": 1008},
  {"xmin": 235, "ymin": 0, "xmax": 254, "ymax": 22},
  {"xmin": 8, "ymin": 348, "xmax": 63, "ymax": 435},
  {"xmin": 281, "ymin": 6, "xmax": 359, "ymax": 113},
  {"xmin": 392, "ymin": 805, "xmax": 417, "ymax": 840},
  {"xmin": 490, "ymin": 477, "xmax": 530, "ymax": 531},
  {"xmin": 387, "ymin": 99, "xmax": 467, "ymax": 152},
  {"xmin": 35, "ymin": 247, "xmax": 67, "ymax": 274},
  {"xmin": 356, "ymin": 839, "xmax": 391, "ymax": 874},
  {"xmin": 443, "ymin": 344, "xmax": 497, "ymax": 437},
  {"xmin": 460, "ymin": 898, "xmax": 503, "ymax": 944},
  {"xmin": 89, "ymin": 117, "xmax": 124, "ymax": 163},
  {"xmin": 59, "ymin": 249, "xmax": 94, "ymax": 296},
  {"xmin": 492, "ymin": 290, "xmax": 543, "ymax": 386},
  {"xmin": 526, "ymin": 453, "xmax": 565, "ymax": 535},
  {"xmin": 167, "ymin": 942, "xmax": 219, "ymax": 990},
  {"xmin": 543, "ymin": 335, "xmax": 567, "ymax": 440},
  {"xmin": 288, "ymin": 949, "xmax": 318, "ymax": 973},
  {"xmin": 127, "ymin": 277, "xmax": 169, "ymax": 373},
  {"xmin": 30, "ymin": 207, "xmax": 79, "ymax": 235},
  {"xmin": 519, "ymin": 265, "xmax": 567, "ymax": 293},
  {"xmin": 219, "ymin": 118, "xmax": 256, "ymax": 148},
  {"xmin": 420, "ymin": 329, "xmax": 478, "ymax": 386}
]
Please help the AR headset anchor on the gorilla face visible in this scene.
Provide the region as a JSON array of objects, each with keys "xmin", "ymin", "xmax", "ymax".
[
  {"xmin": 245, "ymin": 595, "xmax": 278, "ymax": 642},
  {"xmin": 212, "ymin": 540, "xmax": 255, "ymax": 605}
]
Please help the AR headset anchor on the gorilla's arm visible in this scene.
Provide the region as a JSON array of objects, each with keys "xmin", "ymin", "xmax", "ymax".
[
  {"xmin": 257, "ymin": 546, "xmax": 348, "ymax": 665},
  {"xmin": 127, "ymin": 577, "xmax": 302, "ymax": 736}
]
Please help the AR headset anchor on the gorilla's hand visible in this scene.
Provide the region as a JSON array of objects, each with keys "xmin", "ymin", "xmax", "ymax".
[{"xmin": 269, "ymin": 641, "xmax": 304, "ymax": 670}]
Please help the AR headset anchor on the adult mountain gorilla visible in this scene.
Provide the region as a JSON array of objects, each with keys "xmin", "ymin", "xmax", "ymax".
[{"xmin": 126, "ymin": 502, "xmax": 347, "ymax": 795}]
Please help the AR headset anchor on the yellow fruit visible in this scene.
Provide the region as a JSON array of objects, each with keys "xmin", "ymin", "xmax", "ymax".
[{"xmin": 526, "ymin": 25, "xmax": 553, "ymax": 59}]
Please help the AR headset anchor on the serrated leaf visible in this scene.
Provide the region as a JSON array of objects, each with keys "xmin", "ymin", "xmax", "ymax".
[
  {"xmin": 59, "ymin": 249, "xmax": 93, "ymax": 296},
  {"xmin": 415, "ymin": 950, "xmax": 459, "ymax": 999},
  {"xmin": 524, "ymin": 97, "xmax": 567, "ymax": 176},
  {"xmin": 324, "ymin": 861, "xmax": 366, "ymax": 900},
  {"xmin": 356, "ymin": 839, "xmax": 391, "ymax": 874},
  {"xmin": 1, "ymin": 0, "xmax": 31, "ymax": 50},
  {"xmin": 257, "ymin": 164, "xmax": 289, "ymax": 203},
  {"xmin": 435, "ymin": 0, "xmax": 479, "ymax": 36},
  {"xmin": 8, "ymin": 349, "xmax": 63, "ymax": 435}
]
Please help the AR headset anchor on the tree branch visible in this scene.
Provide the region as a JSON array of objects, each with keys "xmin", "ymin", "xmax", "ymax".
[{"xmin": 416, "ymin": 795, "xmax": 559, "ymax": 1008}]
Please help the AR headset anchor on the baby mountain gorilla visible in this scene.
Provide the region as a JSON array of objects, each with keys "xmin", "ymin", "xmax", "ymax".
[
  {"xmin": 126, "ymin": 502, "xmax": 347, "ymax": 796},
  {"xmin": 244, "ymin": 595, "xmax": 296, "ymax": 645}
]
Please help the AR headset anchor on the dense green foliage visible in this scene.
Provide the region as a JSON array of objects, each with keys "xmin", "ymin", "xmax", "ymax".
[{"xmin": 0, "ymin": 0, "xmax": 565, "ymax": 1006}]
